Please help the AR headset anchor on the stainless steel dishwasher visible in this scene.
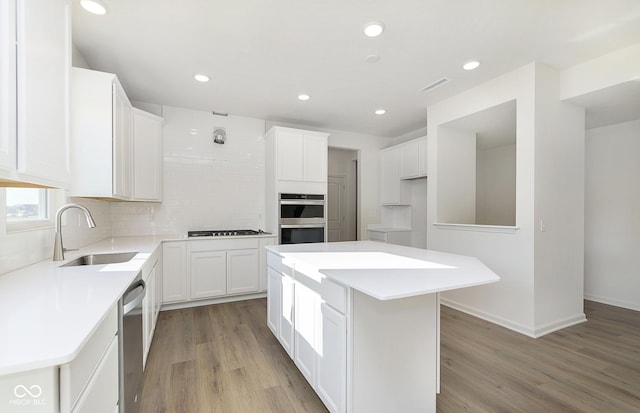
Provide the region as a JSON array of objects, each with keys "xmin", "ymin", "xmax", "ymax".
[{"xmin": 119, "ymin": 273, "xmax": 146, "ymax": 413}]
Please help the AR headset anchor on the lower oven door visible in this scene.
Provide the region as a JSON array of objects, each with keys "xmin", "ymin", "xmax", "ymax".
[{"xmin": 280, "ymin": 224, "xmax": 325, "ymax": 244}]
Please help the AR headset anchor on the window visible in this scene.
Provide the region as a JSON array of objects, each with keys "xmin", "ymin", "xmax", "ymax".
[{"xmin": 6, "ymin": 188, "xmax": 52, "ymax": 231}]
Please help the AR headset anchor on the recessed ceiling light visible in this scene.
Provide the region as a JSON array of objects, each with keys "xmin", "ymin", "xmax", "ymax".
[
  {"xmin": 365, "ymin": 54, "xmax": 380, "ymax": 63},
  {"xmin": 298, "ymin": 94, "xmax": 310, "ymax": 101},
  {"xmin": 463, "ymin": 60, "xmax": 480, "ymax": 71},
  {"xmin": 375, "ymin": 109, "xmax": 386, "ymax": 115},
  {"xmin": 363, "ymin": 22, "xmax": 385, "ymax": 37},
  {"xmin": 80, "ymin": 0, "xmax": 108, "ymax": 15},
  {"xmin": 194, "ymin": 73, "xmax": 210, "ymax": 82}
]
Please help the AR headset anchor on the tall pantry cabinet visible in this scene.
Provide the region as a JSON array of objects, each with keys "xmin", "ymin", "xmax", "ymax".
[{"xmin": 1, "ymin": 0, "xmax": 71, "ymax": 188}]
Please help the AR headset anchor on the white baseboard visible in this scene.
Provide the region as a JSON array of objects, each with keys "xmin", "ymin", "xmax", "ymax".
[
  {"xmin": 161, "ymin": 292, "xmax": 267, "ymax": 311},
  {"xmin": 584, "ymin": 293, "xmax": 640, "ymax": 312},
  {"xmin": 440, "ymin": 298, "xmax": 587, "ymax": 338}
]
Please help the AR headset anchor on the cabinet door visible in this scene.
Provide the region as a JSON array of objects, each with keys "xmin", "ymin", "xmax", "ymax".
[
  {"xmin": 380, "ymin": 148, "xmax": 400, "ymax": 204},
  {"xmin": 303, "ymin": 134, "xmax": 327, "ymax": 182},
  {"xmin": 418, "ymin": 138, "xmax": 427, "ymax": 176},
  {"xmin": 266, "ymin": 267, "xmax": 281, "ymax": 336},
  {"xmin": 277, "ymin": 130, "xmax": 304, "ymax": 181},
  {"xmin": 294, "ymin": 282, "xmax": 319, "ymax": 386},
  {"xmin": 15, "ymin": 0, "xmax": 71, "ymax": 186},
  {"xmin": 142, "ymin": 268, "xmax": 155, "ymax": 369},
  {"xmin": 259, "ymin": 238, "xmax": 276, "ymax": 291},
  {"xmin": 190, "ymin": 250, "xmax": 226, "ymax": 299},
  {"xmin": 112, "ymin": 81, "xmax": 132, "ymax": 199},
  {"xmin": 316, "ymin": 303, "xmax": 347, "ymax": 413},
  {"xmin": 400, "ymin": 140, "xmax": 420, "ymax": 179},
  {"xmin": 133, "ymin": 109, "xmax": 162, "ymax": 201},
  {"xmin": 162, "ymin": 242, "xmax": 188, "ymax": 303},
  {"xmin": 227, "ymin": 249, "xmax": 259, "ymax": 295},
  {"xmin": 154, "ymin": 254, "xmax": 163, "ymax": 323},
  {"xmin": 0, "ymin": 0, "xmax": 16, "ymax": 172},
  {"xmin": 279, "ymin": 275, "xmax": 295, "ymax": 358}
]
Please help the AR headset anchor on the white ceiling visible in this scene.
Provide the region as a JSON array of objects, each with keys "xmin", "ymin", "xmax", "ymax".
[{"xmin": 72, "ymin": 0, "xmax": 640, "ymax": 138}]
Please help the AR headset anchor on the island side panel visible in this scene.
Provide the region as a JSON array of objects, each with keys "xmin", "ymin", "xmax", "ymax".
[{"xmin": 351, "ymin": 290, "xmax": 438, "ymax": 413}]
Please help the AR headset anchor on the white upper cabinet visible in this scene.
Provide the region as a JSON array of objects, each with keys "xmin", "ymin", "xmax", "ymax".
[
  {"xmin": 132, "ymin": 109, "xmax": 163, "ymax": 201},
  {"xmin": 0, "ymin": 0, "xmax": 16, "ymax": 173},
  {"xmin": 399, "ymin": 137, "xmax": 427, "ymax": 179},
  {"xmin": 1, "ymin": 0, "xmax": 71, "ymax": 188},
  {"xmin": 379, "ymin": 147, "xmax": 411, "ymax": 205},
  {"xmin": 268, "ymin": 126, "xmax": 329, "ymax": 183},
  {"xmin": 71, "ymin": 68, "xmax": 162, "ymax": 201}
]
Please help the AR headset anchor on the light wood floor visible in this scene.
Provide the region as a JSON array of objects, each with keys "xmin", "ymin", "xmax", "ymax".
[{"xmin": 139, "ymin": 299, "xmax": 640, "ymax": 413}]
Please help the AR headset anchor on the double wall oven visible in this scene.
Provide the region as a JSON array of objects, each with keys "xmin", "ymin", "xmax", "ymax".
[{"xmin": 279, "ymin": 193, "xmax": 325, "ymax": 244}]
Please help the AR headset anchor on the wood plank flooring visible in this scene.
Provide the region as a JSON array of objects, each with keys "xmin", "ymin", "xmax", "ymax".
[{"xmin": 139, "ymin": 299, "xmax": 640, "ymax": 413}]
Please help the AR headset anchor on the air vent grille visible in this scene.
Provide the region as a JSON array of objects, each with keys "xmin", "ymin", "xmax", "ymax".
[{"xmin": 419, "ymin": 78, "xmax": 449, "ymax": 93}]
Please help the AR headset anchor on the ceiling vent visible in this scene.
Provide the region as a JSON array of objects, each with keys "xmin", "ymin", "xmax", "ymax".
[{"xmin": 419, "ymin": 78, "xmax": 449, "ymax": 93}]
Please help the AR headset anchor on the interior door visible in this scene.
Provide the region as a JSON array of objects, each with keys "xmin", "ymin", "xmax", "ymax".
[{"xmin": 328, "ymin": 175, "xmax": 346, "ymax": 242}]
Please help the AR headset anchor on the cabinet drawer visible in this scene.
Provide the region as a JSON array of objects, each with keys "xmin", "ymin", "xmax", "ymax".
[
  {"xmin": 267, "ymin": 251, "xmax": 294, "ymax": 276},
  {"xmin": 367, "ymin": 231, "xmax": 386, "ymax": 242},
  {"xmin": 72, "ymin": 337, "xmax": 119, "ymax": 413},
  {"xmin": 190, "ymin": 238, "xmax": 259, "ymax": 252},
  {"xmin": 60, "ymin": 305, "xmax": 117, "ymax": 411},
  {"xmin": 321, "ymin": 279, "xmax": 347, "ymax": 314}
]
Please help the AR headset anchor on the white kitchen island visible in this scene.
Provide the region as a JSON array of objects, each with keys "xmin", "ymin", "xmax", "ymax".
[{"xmin": 266, "ymin": 241, "xmax": 500, "ymax": 413}]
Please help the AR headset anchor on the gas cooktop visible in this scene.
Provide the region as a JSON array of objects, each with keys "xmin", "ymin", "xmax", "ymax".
[{"xmin": 187, "ymin": 229, "xmax": 267, "ymax": 238}]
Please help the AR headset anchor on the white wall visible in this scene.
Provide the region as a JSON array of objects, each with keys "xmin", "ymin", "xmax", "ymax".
[
  {"xmin": 429, "ymin": 63, "xmax": 585, "ymax": 337},
  {"xmin": 436, "ymin": 127, "xmax": 477, "ymax": 224},
  {"xmin": 532, "ymin": 64, "xmax": 585, "ymax": 333},
  {"xmin": 585, "ymin": 119, "xmax": 640, "ymax": 311},
  {"xmin": 267, "ymin": 120, "xmax": 389, "ymax": 240},
  {"xmin": 111, "ymin": 106, "xmax": 266, "ymax": 236},
  {"xmin": 476, "ymin": 143, "xmax": 516, "ymax": 226},
  {"xmin": 0, "ymin": 191, "xmax": 112, "ymax": 275}
]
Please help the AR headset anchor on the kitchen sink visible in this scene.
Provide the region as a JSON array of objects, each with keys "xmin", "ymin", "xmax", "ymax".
[{"xmin": 60, "ymin": 252, "xmax": 138, "ymax": 267}]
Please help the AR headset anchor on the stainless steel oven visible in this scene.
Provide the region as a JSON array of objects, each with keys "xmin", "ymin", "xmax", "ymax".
[{"xmin": 279, "ymin": 193, "xmax": 325, "ymax": 244}]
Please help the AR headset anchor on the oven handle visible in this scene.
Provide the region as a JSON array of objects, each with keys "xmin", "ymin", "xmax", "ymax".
[
  {"xmin": 279, "ymin": 200, "xmax": 325, "ymax": 205},
  {"xmin": 280, "ymin": 224, "xmax": 326, "ymax": 228},
  {"xmin": 122, "ymin": 279, "xmax": 146, "ymax": 315}
]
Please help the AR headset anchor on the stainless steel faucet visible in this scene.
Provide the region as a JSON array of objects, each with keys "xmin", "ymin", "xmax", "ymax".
[{"xmin": 53, "ymin": 204, "xmax": 96, "ymax": 261}]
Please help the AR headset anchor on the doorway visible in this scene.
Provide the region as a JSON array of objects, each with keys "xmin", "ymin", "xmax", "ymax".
[{"xmin": 327, "ymin": 148, "xmax": 358, "ymax": 242}]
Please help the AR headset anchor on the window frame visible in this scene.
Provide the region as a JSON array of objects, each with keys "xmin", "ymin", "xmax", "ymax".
[{"xmin": 5, "ymin": 187, "xmax": 56, "ymax": 232}]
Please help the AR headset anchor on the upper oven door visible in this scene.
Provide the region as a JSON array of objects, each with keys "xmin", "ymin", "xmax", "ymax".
[{"xmin": 279, "ymin": 194, "xmax": 325, "ymax": 225}]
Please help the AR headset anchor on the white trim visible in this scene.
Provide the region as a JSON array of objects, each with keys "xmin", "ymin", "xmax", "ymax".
[
  {"xmin": 441, "ymin": 297, "xmax": 587, "ymax": 338},
  {"xmin": 433, "ymin": 222, "xmax": 519, "ymax": 233},
  {"xmin": 160, "ymin": 292, "xmax": 266, "ymax": 311},
  {"xmin": 584, "ymin": 293, "xmax": 640, "ymax": 312}
]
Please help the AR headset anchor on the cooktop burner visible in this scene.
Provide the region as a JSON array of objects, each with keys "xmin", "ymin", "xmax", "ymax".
[{"xmin": 188, "ymin": 229, "xmax": 266, "ymax": 238}]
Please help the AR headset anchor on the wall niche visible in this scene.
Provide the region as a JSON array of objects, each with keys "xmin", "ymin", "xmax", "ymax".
[{"xmin": 436, "ymin": 99, "xmax": 516, "ymax": 227}]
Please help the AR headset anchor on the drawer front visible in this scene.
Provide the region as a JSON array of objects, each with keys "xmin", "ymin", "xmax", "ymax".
[
  {"xmin": 367, "ymin": 230, "xmax": 387, "ymax": 242},
  {"xmin": 267, "ymin": 251, "xmax": 294, "ymax": 276},
  {"xmin": 321, "ymin": 278, "xmax": 347, "ymax": 314},
  {"xmin": 60, "ymin": 304, "xmax": 117, "ymax": 410},
  {"xmin": 190, "ymin": 238, "xmax": 259, "ymax": 252},
  {"xmin": 72, "ymin": 337, "xmax": 119, "ymax": 413}
]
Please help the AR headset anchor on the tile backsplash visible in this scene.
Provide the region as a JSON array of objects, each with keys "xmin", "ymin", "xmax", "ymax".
[
  {"xmin": 0, "ymin": 193, "xmax": 112, "ymax": 275},
  {"xmin": 111, "ymin": 105, "xmax": 267, "ymax": 236}
]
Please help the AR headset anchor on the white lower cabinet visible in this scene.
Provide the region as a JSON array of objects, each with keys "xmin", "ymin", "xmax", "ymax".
[
  {"xmin": 142, "ymin": 247, "xmax": 162, "ymax": 368},
  {"xmin": 267, "ymin": 251, "xmax": 347, "ymax": 413},
  {"xmin": 162, "ymin": 241, "xmax": 188, "ymax": 303},
  {"xmin": 164, "ymin": 238, "xmax": 275, "ymax": 306},
  {"xmin": 190, "ymin": 250, "xmax": 226, "ymax": 299},
  {"xmin": 317, "ymin": 303, "xmax": 347, "ymax": 413},
  {"xmin": 227, "ymin": 249, "xmax": 260, "ymax": 294},
  {"xmin": 293, "ymin": 282, "xmax": 319, "ymax": 386}
]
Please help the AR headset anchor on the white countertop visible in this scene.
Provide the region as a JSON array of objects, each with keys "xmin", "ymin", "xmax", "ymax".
[
  {"xmin": 266, "ymin": 241, "xmax": 500, "ymax": 300},
  {"xmin": 0, "ymin": 236, "xmax": 174, "ymax": 376}
]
